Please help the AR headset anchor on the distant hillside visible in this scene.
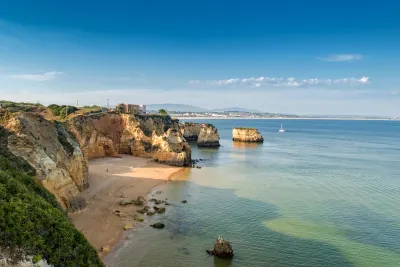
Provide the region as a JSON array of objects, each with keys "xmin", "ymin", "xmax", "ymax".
[
  {"xmin": 146, "ymin": 104, "xmax": 208, "ymax": 112},
  {"xmin": 147, "ymin": 104, "xmax": 262, "ymax": 113},
  {"xmin": 212, "ymin": 107, "xmax": 262, "ymax": 113}
]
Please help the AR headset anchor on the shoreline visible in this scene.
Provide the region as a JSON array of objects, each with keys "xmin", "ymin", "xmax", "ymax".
[
  {"xmin": 173, "ymin": 116, "xmax": 398, "ymax": 121},
  {"xmin": 69, "ymin": 155, "xmax": 185, "ymax": 261}
]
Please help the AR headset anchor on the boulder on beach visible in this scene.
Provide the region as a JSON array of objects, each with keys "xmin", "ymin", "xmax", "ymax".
[
  {"xmin": 232, "ymin": 127, "xmax": 264, "ymax": 142},
  {"xmin": 137, "ymin": 207, "xmax": 148, "ymax": 214},
  {"xmin": 124, "ymin": 224, "xmax": 133, "ymax": 231},
  {"xmin": 119, "ymin": 199, "xmax": 133, "ymax": 206},
  {"xmin": 133, "ymin": 196, "xmax": 146, "ymax": 206},
  {"xmin": 113, "ymin": 210, "xmax": 126, "ymax": 217},
  {"xmin": 206, "ymin": 236, "xmax": 234, "ymax": 258},
  {"xmin": 151, "ymin": 221, "xmax": 165, "ymax": 229},
  {"xmin": 101, "ymin": 246, "xmax": 111, "ymax": 252}
]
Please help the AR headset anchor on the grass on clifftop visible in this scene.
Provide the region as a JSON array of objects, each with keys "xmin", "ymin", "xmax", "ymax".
[{"xmin": 0, "ymin": 127, "xmax": 103, "ymax": 266}]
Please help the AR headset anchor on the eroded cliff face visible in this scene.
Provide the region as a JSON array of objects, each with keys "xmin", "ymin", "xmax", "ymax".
[
  {"xmin": 197, "ymin": 123, "xmax": 220, "ymax": 148},
  {"xmin": 4, "ymin": 113, "xmax": 88, "ymax": 210},
  {"xmin": 180, "ymin": 122, "xmax": 201, "ymax": 141},
  {"xmin": 67, "ymin": 113, "xmax": 191, "ymax": 166},
  {"xmin": 232, "ymin": 128, "xmax": 264, "ymax": 142},
  {"xmin": 1, "ymin": 112, "xmax": 191, "ymax": 212}
]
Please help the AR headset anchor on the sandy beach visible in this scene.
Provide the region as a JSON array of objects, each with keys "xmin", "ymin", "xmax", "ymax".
[{"xmin": 69, "ymin": 155, "xmax": 185, "ymax": 259}]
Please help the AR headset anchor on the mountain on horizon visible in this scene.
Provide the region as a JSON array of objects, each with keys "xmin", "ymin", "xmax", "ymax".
[
  {"xmin": 146, "ymin": 104, "xmax": 261, "ymax": 113},
  {"xmin": 212, "ymin": 107, "xmax": 262, "ymax": 113}
]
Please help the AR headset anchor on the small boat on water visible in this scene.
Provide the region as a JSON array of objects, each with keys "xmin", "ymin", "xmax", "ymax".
[{"xmin": 279, "ymin": 124, "xmax": 285, "ymax": 133}]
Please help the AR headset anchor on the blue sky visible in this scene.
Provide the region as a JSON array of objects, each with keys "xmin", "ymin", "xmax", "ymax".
[{"xmin": 0, "ymin": 0, "xmax": 399, "ymax": 115}]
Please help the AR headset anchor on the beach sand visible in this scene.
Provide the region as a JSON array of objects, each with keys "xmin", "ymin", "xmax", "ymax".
[{"xmin": 69, "ymin": 155, "xmax": 185, "ymax": 259}]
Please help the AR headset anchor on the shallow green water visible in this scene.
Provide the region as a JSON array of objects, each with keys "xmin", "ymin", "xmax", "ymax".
[{"xmin": 105, "ymin": 119, "xmax": 400, "ymax": 267}]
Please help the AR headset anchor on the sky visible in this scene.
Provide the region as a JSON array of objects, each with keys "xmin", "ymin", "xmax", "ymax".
[{"xmin": 0, "ymin": 0, "xmax": 399, "ymax": 116}]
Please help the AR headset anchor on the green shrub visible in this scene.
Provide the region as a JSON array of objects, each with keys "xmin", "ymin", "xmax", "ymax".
[
  {"xmin": 48, "ymin": 105, "xmax": 78, "ymax": 117},
  {"xmin": 0, "ymin": 155, "xmax": 104, "ymax": 267}
]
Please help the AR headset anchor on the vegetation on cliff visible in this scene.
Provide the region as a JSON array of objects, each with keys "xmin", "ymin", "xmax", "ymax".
[
  {"xmin": 0, "ymin": 127, "xmax": 103, "ymax": 267},
  {"xmin": 48, "ymin": 104, "xmax": 78, "ymax": 118},
  {"xmin": 0, "ymin": 101, "xmax": 45, "ymax": 124}
]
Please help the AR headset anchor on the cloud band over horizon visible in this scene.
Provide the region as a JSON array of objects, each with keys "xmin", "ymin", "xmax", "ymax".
[
  {"xmin": 9, "ymin": 71, "xmax": 64, "ymax": 81},
  {"xmin": 189, "ymin": 76, "xmax": 370, "ymax": 88}
]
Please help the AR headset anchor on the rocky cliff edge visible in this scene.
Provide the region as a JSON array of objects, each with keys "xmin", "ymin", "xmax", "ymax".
[
  {"xmin": 67, "ymin": 113, "xmax": 192, "ymax": 166},
  {"xmin": 4, "ymin": 112, "xmax": 88, "ymax": 210}
]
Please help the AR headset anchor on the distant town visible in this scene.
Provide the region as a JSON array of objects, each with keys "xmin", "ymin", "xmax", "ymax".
[{"xmin": 166, "ymin": 111, "xmax": 300, "ymax": 119}]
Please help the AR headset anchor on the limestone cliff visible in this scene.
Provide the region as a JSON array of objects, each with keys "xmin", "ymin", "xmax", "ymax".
[
  {"xmin": 232, "ymin": 127, "xmax": 264, "ymax": 142},
  {"xmin": 67, "ymin": 113, "xmax": 192, "ymax": 166},
  {"xmin": 4, "ymin": 113, "xmax": 88, "ymax": 210},
  {"xmin": 197, "ymin": 123, "xmax": 220, "ymax": 148},
  {"xmin": 180, "ymin": 122, "xmax": 201, "ymax": 141}
]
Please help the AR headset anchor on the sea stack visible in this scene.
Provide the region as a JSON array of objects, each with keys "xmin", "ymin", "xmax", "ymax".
[
  {"xmin": 206, "ymin": 236, "xmax": 234, "ymax": 258},
  {"xmin": 197, "ymin": 123, "xmax": 220, "ymax": 148},
  {"xmin": 232, "ymin": 127, "xmax": 264, "ymax": 142},
  {"xmin": 180, "ymin": 122, "xmax": 201, "ymax": 141}
]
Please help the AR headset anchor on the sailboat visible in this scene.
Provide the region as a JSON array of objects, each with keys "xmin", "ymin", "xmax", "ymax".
[{"xmin": 279, "ymin": 124, "xmax": 285, "ymax": 132}]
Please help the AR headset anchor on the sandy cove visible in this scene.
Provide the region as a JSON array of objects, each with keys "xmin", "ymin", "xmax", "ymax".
[{"xmin": 69, "ymin": 154, "xmax": 186, "ymax": 259}]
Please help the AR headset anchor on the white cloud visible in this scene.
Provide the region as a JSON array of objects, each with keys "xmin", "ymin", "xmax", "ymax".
[
  {"xmin": 317, "ymin": 54, "xmax": 363, "ymax": 62},
  {"xmin": 9, "ymin": 71, "xmax": 64, "ymax": 81},
  {"xmin": 189, "ymin": 76, "xmax": 370, "ymax": 88}
]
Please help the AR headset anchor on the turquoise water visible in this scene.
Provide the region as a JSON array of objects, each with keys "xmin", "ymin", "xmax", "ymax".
[{"xmin": 105, "ymin": 119, "xmax": 400, "ymax": 267}]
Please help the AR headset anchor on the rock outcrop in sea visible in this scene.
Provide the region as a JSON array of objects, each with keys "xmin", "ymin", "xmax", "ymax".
[
  {"xmin": 180, "ymin": 122, "xmax": 201, "ymax": 141},
  {"xmin": 67, "ymin": 113, "xmax": 192, "ymax": 167},
  {"xmin": 232, "ymin": 127, "xmax": 264, "ymax": 142},
  {"xmin": 197, "ymin": 123, "xmax": 220, "ymax": 148},
  {"xmin": 206, "ymin": 236, "xmax": 234, "ymax": 258}
]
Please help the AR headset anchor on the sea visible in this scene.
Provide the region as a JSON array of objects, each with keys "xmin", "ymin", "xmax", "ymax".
[{"xmin": 104, "ymin": 119, "xmax": 400, "ymax": 267}]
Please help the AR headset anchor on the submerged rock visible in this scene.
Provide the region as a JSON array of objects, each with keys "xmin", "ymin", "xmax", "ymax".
[
  {"xmin": 232, "ymin": 127, "xmax": 264, "ymax": 142},
  {"xmin": 154, "ymin": 206, "xmax": 166, "ymax": 213},
  {"xmin": 182, "ymin": 200, "xmax": 187, "ymax": 203},
  {"xmin": 197, "ymin": 124, "xmax": 220, "ymax": 148},
  {"xmin": 134, "ymin": 214, "xmax": 144, "ymax": 222},
  {"xmin": 146, "ymin": 210, "xmax": 156, "ymax": 216},
  {"xmin": 151, "ymin": 221, "xmax": 165, "ymax": 229},
  {"xmin": 206, "ymin": 236, "xmax": 234, "ymax": 258},
  {"xmin": 154, "ymin": 199, "xmax": 163, "ymax": 205}
]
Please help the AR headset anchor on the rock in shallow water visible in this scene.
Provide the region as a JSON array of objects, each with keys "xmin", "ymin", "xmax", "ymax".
[
  {"xmin": 206, "ymin": 236, "xmax": 234, "ymax": 258},
  {"xmin": 197, "ymin": 123, "xmax": 220, "ymax": 148},
  {"xmin": 232, "ymin": 127, "xmax": 264, "ymax": 143},
  {"xmin": 154, "ymin": 206, "xmax": 166, "ymax": 213},
  {"xmin": 151, "ymin": 221, "xmax": 165, "ymax": 229}
]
